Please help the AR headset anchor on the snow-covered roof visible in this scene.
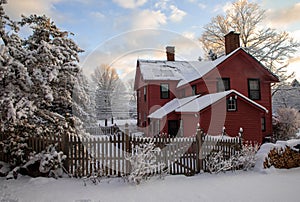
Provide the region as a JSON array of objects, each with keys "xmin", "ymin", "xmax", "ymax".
[
  {"xmin": 175, "ymin": 90, "xmax": 268, "ymax": 113},
  {"xmin": 139, "ymin": 48, "xmax": 241, "ymax": 88},
  {"xmin": 149, "ymin": 90, "xmax": 267, "ymax": 119},
  {"xmin": 148, "ymin": 95, "xmax": 200, "ymax": 119}
]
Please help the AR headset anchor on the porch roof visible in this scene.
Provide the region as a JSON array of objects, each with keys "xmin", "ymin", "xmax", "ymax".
[{"xmin": 148, "ymin": 95, "xmax": 200, "ymax": 119}]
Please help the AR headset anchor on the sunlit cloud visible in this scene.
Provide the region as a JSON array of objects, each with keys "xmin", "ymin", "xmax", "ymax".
[
  {"xmin": 112, "ymin": 0, "xmax": 147, "ymax": 9},
  {"xmin": 4, "ymin": 0, "xmax": 64, "ymax": 21},
  {"xmin": 169, "ymin": 5, "xmax": 186, "ymax": 22},
  {"xmin": 266, "ymin": 3, "xmax": 300, "ymax": 28},
  {"xmin": 79, "ymin": 29, "xmax": 203, "ymax": 80},
  {"xmin": 131, "ymin": 9, "xmax": 167, "ymax": 29}
]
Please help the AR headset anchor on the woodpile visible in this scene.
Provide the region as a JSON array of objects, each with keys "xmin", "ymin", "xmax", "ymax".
[{"xmin": 264, "ymin": 145, "xmax": 300, "ymax": 169}]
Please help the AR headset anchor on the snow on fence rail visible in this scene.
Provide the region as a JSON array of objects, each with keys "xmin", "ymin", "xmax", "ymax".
[{"xmin": 0, "ymin": 127, "xmax": 243, "ymax": 177}]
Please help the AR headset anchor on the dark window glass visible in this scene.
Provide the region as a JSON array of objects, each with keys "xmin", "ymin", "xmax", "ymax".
[
  {"xmin": 261, "ymin": 117, "xmax": 266, "ymax": 131},
  {"xmin": 160, "ymin": 83, "xmax": 169, "ymax": 99},
  {"xmin": 248, "ymin": 79, "xmax": 261, "ymax": 100},
  {"xmin": 192, "ymin": 85, "xmax": 197, "ymax": 95},
  {"xmin": 217, "ymin": 78, "xmax": 230, "ymax": 92},
  {"xmin": 144, "ymin": 86, "xmax": 147, "ymax": 102}
]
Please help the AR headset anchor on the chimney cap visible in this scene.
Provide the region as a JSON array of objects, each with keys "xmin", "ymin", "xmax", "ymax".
[
  {"xmin": 166, "ymin": 46, "xmax": 175, "ymax": 52},
  {"xmin": 225, "ymin": 31, "xmax": 240, "ymax": 55},
  {"xmin": 225, "ymin": 31, "xmax": 240, "ymax": 37},
  {"xmin": 166, "ymin": 46, "xmax": 175, "ymax": 61}
]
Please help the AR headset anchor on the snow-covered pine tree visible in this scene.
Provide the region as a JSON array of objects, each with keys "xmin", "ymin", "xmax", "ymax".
[{"xmin": 0, "ymin": 1, "xmax": 90, "ymax": 169}]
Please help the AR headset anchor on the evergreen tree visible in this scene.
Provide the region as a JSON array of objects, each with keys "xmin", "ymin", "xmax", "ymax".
[{"xmin": 0, "ymin": 1, "xmax": 90, "ymax": 167}]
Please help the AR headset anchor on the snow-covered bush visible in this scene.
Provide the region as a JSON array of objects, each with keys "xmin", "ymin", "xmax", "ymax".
[
  {"xmin": 205, "ymin": 151, "xmax": 232, "ymax": 173},
  {"xmin": 205, "ymin": 143, "xmax": 259, "ymax": 173},
  {"xmin": 273, "ymin": 107, "xmax": 300, "ymax": 141},
  {"xmin": 125, "ymin": 140, "xmax": 166, "ymax": 185},
  {"xmin": 235, "ymin": 142, "xmax": 259, "ymax": 170},
  {"xmin": 22, "ymin": 144, "xmax": 66, "ymax": 178},
  {"xmin": 1, "ymin": 132, "xmax": 30, "ymax": 166}
]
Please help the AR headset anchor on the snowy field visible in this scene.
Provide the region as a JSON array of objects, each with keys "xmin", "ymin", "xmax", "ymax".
[{"xmin": 1, "ymin": 168, "xmax": 300, "ymax": 202}]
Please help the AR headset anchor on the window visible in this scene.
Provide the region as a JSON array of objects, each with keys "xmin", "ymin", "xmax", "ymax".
[
  {"xmin": 137, "ymin": 90, "xmax": 140, "ymax": 99},
  {"xmin": 144, "ymin": 86, "xmax": 147, "ymax": 102},
  {"xmin": 143, "ymin": 113, "xmax": 147, "ymax": 127},
  {"xmin": 227, "ymin": 97, "xmax": 237, "ymax": 111},
  {"xmin": 192, "ymin": 85, "xmax": 197, "ymax": 95},
  {"xmin": 217, "ymin": 78, "xmax": 230, "ymax": 92},
  {"xmin": 160, "ymin": 83, "xmax": 169, "ymax": 99},
  {"xmin": 248, "ymin": 79, "xmax": 261, "ymax": 100},
  {"xmin": 261, "ymin": 117, "xmax": 266, "ymax": 132}
]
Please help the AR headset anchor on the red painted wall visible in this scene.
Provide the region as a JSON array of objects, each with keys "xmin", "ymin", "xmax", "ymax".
[
  {"xmin": 198, "ymin": 95, "xmax": 266, "ymax": 144},
  {"xmin": 135, "ymin": 49, "xmax": 277, "ymax": 142},
  {"xmin": 205, "ymin": 50, "xmax": 274, "ymax": 138},
  {"xmin": 156, "ymin": 93, "xmax": 267, "ymax": 143},
  {"xmin": 176, "ymin": 50, "xmax": 275, "ymax": 139}
]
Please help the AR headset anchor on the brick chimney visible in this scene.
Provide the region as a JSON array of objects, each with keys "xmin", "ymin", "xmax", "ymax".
[
  {"xmin": 225, "ymin": 31, "xmax": 240, "ymax": 55},
  {"xmin": 166, "ymin": 46, "xmax": 175, "ymax": 61}
]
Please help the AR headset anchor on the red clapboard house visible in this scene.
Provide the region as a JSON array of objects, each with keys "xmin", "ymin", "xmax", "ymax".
[{"xmin": 134, "ymin": 31, "xmax": 279, "ymax": 144}]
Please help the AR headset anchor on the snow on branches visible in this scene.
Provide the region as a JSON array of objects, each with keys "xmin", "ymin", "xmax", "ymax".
[
  {"xmin": 125, "ymin": 140, "xmax": 166, "ymax": 185},
  {"xmin": 205, "ymin": 142, "xmax": 259, "ymax": 174},
  {"xmin": 21, "ymin": 144, "xmax": 66, "ymax": 179},
  {"xmin": 0, "ymin": 1, "xmax": 92, "ymax": 170}
]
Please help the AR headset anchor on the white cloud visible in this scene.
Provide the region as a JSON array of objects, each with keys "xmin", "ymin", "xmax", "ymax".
[
  {"xmin": 266, "ymin": 3, "xmax": 300, "ymax": 28},
  {"xmin": 155, "ymin": 0, "xmax": 169, "ymax": 10},
  {"xmin": 132, "ymin": 9, "xmax": 167, "ymax": 29},
  {"xmin": 4, "ymin": 0, "xmax": 63, "ymax": 20},
  {"xmin": 112, "ymin": 0, "xmax": 147, "ymax": 9},
  {"xmin": 169, "ymin": 5, "xmax": 186, "ymax": 22},
  {"xmin": 90, "ymin": 11, "xmax": 105, "ymax": 20},
  {"xmin": 290, "ymin": 30, "xmax": 300, "ymax": 42},
  {"xmin": 198, "ymin": 3, "xmax": 207, "ymax": 9},
  {"xmin": 213, "ymin": 1, "xmax": 231, "ymax": 13},
  {"xmin": 182, "ymin": 31, "xmax": 195, "ymax": 40}
]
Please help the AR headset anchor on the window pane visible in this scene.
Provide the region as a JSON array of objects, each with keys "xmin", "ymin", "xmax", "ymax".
[
  {"xmin": 227, "ymin": 98, "xmax": 237, "ymax": 111},
  {"xmin": 248, "ymin": 79, "xmax": 260, "ymax": 100},
  {"xmin": 217, "ymin": 78, "xmax": 230, "ymax": 92},
  {"xmin": 192, "ymin": 85, "xmax": 196, "ymax": 95},
  {"xmin": 261, "ymin": 117, "xmax": 266, "ymax": 131},
  {"xmin": 250, "ymin": 90, "xmax": 260, "ymax": 100},
  {"xmin": 144, "ymin": 86, "xmax": 147, "ymax": 101},
  {"xmin": 249, "ymin": 80, "xmax": 259, "ymax": 90},
  {"xmin": 161, "ymin": 83, "xmax": 169, "ymax": 99}
]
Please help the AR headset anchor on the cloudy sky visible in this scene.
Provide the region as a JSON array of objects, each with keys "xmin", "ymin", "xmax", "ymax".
[{"xmin": 3, "ymin": 0, "xmax": 300, "ymax": 82}]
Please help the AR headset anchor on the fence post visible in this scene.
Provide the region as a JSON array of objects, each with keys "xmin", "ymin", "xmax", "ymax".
[
  {"xmin": 62, "ymin": 133, "xmax": 70, "ymax": 173},
  {"xmin": 124, "ymin": 123, "xmax": 131, "ymax": 175},
  {"xmin": 196, "ymin": 124, "xmax": 203, "ymax": 173}
]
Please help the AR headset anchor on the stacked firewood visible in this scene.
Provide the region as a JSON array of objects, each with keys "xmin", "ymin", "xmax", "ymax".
[{"xmin": 264, "ymin": 146, "xmax": 300, "ymax": 169}]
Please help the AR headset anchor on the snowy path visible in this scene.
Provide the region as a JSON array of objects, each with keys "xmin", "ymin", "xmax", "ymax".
[{"xmin": 1, "ymin": 168, "xmax": 300, "ymax": 202}]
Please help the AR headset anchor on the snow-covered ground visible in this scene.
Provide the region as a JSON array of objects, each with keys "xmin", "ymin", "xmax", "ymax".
[
  {"xmin": 97, "ymin": 119, "xmax": 137, "ymax": 127},
  {"xmin": 1, "ymin": 168, "xmax": 300, "ymax": 202},
  {"xmin": 296, "ymin": 128, "xmax": 300, "ymax": 138}
]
